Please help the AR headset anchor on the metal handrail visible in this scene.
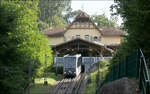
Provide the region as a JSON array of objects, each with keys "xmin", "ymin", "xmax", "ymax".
[{"xmin": 139, "ymin": 49, "xmax": 150, "ymax": 80}]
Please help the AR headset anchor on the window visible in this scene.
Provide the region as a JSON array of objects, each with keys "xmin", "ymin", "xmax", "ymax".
[
  {"xmin": 81, "ymin": 20, "xmax": 84, "ymax": 24},
  {"xmin": 64, "ymin": 36, "xmax": 66, "ymax": 41},
  {"xmin": 93, "ymin": 36, "xmax": 101, "ymax": 41},
  {"xmin": 76, "ymin": 35, "xmax": 80, "ymax": 38},
  {"xmin": 86, "ymin": 20, "xmax": 89, "ymax": 24},
  {"xmin": 85, "ymin": 35, "xmax": 89, "ymax": 40},
  {"xmin": 72, "ymin": 36, "xmax": 75, "ymax": 39},
  {"xmin": 76, "ymin": 21, "xmax": 80, "ymax": 24},
  {"xmin": 94, "ymin": 36, "xmax": 98, "ymax": 41}
]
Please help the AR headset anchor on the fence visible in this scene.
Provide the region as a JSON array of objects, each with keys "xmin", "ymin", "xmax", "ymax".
[{"xmin": 98, "ymin": 49, "xmax": 150, "ymax": 94}]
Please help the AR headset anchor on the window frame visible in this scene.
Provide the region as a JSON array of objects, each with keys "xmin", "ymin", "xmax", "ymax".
[
  {"xmin": 81, "ymin": 20, "xmax": 84, "ymax": 24},
  {"xmin": 76, "ymin": 21, "xmax": 80, "ymax": 24},
  {"xmin": 86, "ymin": 20, "xmax": 89, "ymax": 24},
  {"xmin": 76, "ymin": 35, "xmax": 80, "ymax": 38},
  {"xmin": 85, "ymin": 35, "xmax": 89, "ymax": 40},
  {"xmin": 93, "ymin": 36, "xmax": 98, "ymax": 41},
  {"xmin": 64, "ymin": 36, "xmax": 67, "ymax": 41}
]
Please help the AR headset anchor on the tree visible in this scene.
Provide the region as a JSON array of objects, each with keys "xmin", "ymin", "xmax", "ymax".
[
  {"xmin": 0, "ymin": 1, "xmax": 52, "ymax": 94},
  {"xmin": 110, "ymin": 0, "xmax": 150, "ymax": 64},
  {"xmin": 64, "ymin": 10, "xmax": 82, "ymax": 24},
  {"xmin": 38, "ymin": 0, "xmax": 71, "ymax": 29},
  {"xmin": 92, "ymin": 14, "xmax": 118, "ymax": 27}
]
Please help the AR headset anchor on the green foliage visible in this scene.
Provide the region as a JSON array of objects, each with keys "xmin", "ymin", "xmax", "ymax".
[
  {"xmin": 96, "ymin": 60, "xmax": 110, "ymax": 80},
  {"xmin": 38, "ymin": 20, "xmax": 49, "ymax": 31},
  {"xmin": 48, "ymin": 15, "xmax": 67, "ymax": 27},
  {"xmin": 30, "ymin": 72, "xmax": 62, "ymax": 94},
  {"xmin": 85, "ymin": 60, "xmax": 110, "ymax": 94},
  {"xmin": 111, "ymin": 42, "xmax": 133, "ymax": 65},
  {"xmin": 64, "ymin": 10, "xmax": 82, "ymax": 24},
  {"xmin": 85, "ymin": 69, "xmax": 98, "ymax": 94},
  {"xmin": 49, "ymin": 66, "xmax": 63, "ymax": 74},
  {"xmin": 0, "ymin": 1, "xmax": 52, "ymax": 94},
  {"xmin": 38, "ymin": 0, "xmax": 71, "ymax": 28},
  {"xmin": 92, "ymin": 14, "xmax": 118, "ymax": 27},
  {"xmin": 111, "ymin": 0, "xmax": 150, "ymax": 64}
]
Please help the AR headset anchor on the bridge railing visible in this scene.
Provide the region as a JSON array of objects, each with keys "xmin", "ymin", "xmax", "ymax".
[{"xmin": 98, "ymin": 49, "xmax": 150, "ymax": 94}]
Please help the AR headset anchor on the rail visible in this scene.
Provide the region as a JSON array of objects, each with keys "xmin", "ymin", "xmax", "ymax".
[
  {"xmin": 98, "ymin": 49, "xmax": 150, "ymax": 94},
  {"xmin": 51, "ymin": 75, "xmax": 81, "ymax": 94},
  {"xmin": 139, "ymin": 49, "xmax": 150, "ymax": 94},
  {"xmin": 72, "ymin": 73, "xmax": 86, "ymax": 94}
]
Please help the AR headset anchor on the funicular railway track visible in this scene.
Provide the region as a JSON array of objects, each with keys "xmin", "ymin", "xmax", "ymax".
[
  {"xmin": 51, "ymin": 75, "xmax": 80, "ymax": 94},
  {"xmin": 72, "ymin": 73, "xmax": 86, "ymax": 94},
  {"xmin": 50, "ymin": 73, "xmax": 86, "ymax": 94},
  {"xmin": 54, "ymin": 78, "xmax": 72, "ymax": 94}
]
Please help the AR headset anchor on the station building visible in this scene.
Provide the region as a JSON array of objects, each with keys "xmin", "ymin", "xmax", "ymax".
[{"xmin": 43, "ymin": 11, "xmax": 124, "ymax": 58}]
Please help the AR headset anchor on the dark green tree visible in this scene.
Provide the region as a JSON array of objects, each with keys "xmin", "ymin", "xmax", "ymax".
[
  {"xmin": 64, "ymin": 10, "xmax": 82, "ymax": 24},
  {"xmin": 38, "ymin": 0, "xmax": 71, "ymax": 29},
  {"xmin": 0, "ymin": 1, "xmax": 52, "ymax": 94},
  {"xmin": 111, "ymin": 0, "xmax": 150, "ymax": 64}
]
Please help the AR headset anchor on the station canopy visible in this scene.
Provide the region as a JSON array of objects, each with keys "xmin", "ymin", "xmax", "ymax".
[{"xmin": 52, "ymin": 38, "xmax": 113, "ymax": 57}]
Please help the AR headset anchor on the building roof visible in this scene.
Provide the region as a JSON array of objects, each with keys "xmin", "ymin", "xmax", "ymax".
[
  {"xmin": 43, "ymin": 11, "xmax": 124, "ymax": 37},
  {"xmin": 52, "ymin": 38, "xmax": 114, "ymax": 53},
  {"xmin": 43, "ymin": 27, "xmax": 65, "ymax": 36},
  {"xmin": 75, "ymin": 11, "xmax": 90, "ymax": 19},
  {"xmin": 53, "ymin": 38, "xmax": 104, "ymax": 48},
  {"xmin": 99, "ymin": 27, "xmax": 124, "ymax": 36},
  {"xmin": 43, "ymin": 27, "xmax": 124, "ymax": 36}
]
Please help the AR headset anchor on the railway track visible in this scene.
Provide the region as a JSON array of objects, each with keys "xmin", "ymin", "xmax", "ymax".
[
  {"xmin": 50, "ymin": 75, "xmax": 80, "ymax": 94},
  {"xmin": 72, "ymin": 73, "xmax": 86, "ymax": 94},
  {"xmin": 49, "ymin": 73, "xmax": 85, "ymax": 94}
]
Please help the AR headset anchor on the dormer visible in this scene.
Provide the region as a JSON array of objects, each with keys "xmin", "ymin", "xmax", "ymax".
[{"xmin": 70, "ymin": 11, "xmax": 94, "ymax": 29}]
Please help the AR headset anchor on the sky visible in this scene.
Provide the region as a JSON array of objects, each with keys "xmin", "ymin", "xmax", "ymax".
[{"xmin": 71, "ymin": 0, "xmax": 123, "ymax": 26}]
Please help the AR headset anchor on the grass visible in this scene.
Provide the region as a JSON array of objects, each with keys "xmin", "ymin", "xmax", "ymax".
[
  {"xmin": 84, "ymin": 60, "xmax": 110, "ymax": 94},
  {"xmin": 85, "ymin": 70, "xmax": 98, "ymax": 94},
  {"xmin": 30, "ymin": 72, "xmax": 62, "ymax": 94}
]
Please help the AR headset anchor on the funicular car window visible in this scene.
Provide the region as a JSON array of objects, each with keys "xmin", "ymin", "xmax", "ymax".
[
  {"xmin": 64, "ymin": 57, "xmax": 76, "ymax": 68},
  {"xmin": 83, "ymin": 57, "xmax": 95, "ymax": 63},
  {"xmin": 77, "ymin": 57, "xmax": 81, "ymax": 67},
  {"xmin": 55, "ymin": 57, "xmax": 64, "ymax": 63}
]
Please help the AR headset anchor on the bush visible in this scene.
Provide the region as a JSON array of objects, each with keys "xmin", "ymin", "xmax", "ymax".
[
  {"xmin": 94, "ymin": 60, "xmax": 110, "ymax": 80},
  {"xmin": 49, "ymin": 66, "xmax": 63, "ymax": 74}
]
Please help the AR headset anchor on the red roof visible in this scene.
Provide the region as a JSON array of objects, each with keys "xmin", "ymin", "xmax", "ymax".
[
  {"xmin": 99, "ymin": 27, "xmax": 124, "ymax": 36},
  {"xmin": 43, "ymin": 27, "xmax": 66, "ymax": 36},
  {"xmin": 43, "ymin": 27, "xmax": 124, "ymax": 36}
]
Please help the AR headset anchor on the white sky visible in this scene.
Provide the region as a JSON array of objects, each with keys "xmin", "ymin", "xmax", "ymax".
[{"xmin": 71, "ymin": 0, "xmax": 123, "ymax": 26}]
